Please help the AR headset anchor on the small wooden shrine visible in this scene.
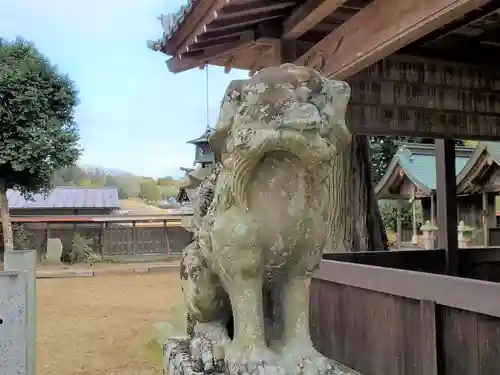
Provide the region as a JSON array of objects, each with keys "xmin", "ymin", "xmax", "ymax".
[{"xmin": 376, "ymin": 142, "xmax": 500, "ymax": 246}]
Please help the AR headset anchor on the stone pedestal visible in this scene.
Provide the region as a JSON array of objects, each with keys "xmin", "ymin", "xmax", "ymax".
[
  {"xmin": 164, "ymin": 337, "xmax": 225, "ymax": 375},
  {"xmin": 162, "ymin": 335, "xmax": 361, "ymax": 375},
  {"xmin": 420, "ymin": 221, "xmax": 437, "ymax": 250}
]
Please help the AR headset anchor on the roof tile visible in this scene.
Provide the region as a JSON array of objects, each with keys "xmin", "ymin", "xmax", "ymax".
[{"xmin": 147, "ymin": 0, "xmax": 199, "ymax": 51}]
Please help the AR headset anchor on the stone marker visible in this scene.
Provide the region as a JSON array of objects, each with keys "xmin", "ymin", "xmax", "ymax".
[
  {"xmin": 4, "ymin": 250, "xmax": 37, "ymax": 375},
  {"xmin": 0, "ymin": 271, "xmax": 27, "ymax": 375},
  {"xmin": 163, "ymin": 64, "xmax": 360, "ymax": 375},
  {"xmin": 45, "ymin": 238, "xmax": 63, "ymax": 264}
]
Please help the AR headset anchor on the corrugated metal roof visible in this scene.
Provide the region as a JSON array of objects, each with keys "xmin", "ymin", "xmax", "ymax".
[{"xmin": 7, "ymin": 187, "xmax": 120, "ymax": 210}]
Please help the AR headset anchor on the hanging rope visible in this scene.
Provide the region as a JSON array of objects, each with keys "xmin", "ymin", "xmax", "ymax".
[{"xmin": 205, "ymin": 64, "xmax": 210, "ymax": 131}]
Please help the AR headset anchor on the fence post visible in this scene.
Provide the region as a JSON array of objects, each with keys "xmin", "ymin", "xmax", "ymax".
[
  {"xmin": 99, "ymin": 222, "xmax": 105, "ymax": 257},
  {"xmin": 132, "ymin": 221, "xmax": 137, "ymax": 255},
  {"xmin": 163, "ymin": 220, "xmax": 171, "ymax": 258},
  {"xmin": 4, "ymin": 250, "xmax": 37, "ymax": 375}
]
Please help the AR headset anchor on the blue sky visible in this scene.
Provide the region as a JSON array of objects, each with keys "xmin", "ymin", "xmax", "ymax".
[{"xmin": 0, "ymin": 0, "xmax": 248, "ymax": 178}]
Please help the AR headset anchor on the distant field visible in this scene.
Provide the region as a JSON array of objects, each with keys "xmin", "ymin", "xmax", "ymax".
[{"xmin": 119, "ymin": 199, "xmax": 168, "ymax": 215}]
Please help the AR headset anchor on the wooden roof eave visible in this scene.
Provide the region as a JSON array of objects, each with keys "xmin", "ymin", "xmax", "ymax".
[
  {"xmin": 456, "ymin": 143, "xmax": 491, "ymax": 194},
  {"xmin": 161, "ymin": 0, "xmax": 228, "ymax": 56},
  {"xmin": 375, "ymin": 157, "xmax": 432, "ymax": 199},
  {"xmin": 374, "ymin": 158, "xmax": 401, "ymax": 198},
  {"xmin": 157, "ymin": 0, "xmax": 484, "ymax": 83},
  {"xmin": 162, "ymin": 0, "xmax": 350, "ymax": 56},
  {"xmin": 166, "ymin": 31, "xmax": 256, "ymax": 73}
]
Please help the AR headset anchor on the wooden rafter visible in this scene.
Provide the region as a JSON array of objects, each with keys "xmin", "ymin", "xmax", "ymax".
[
  {"xmin": 167, "ymin": 31, "xmax": 255, "ymax": 73},
  {"xmin": 178, "ymin": 0, "xmax": 230, "ymax": 54},
  {"xmin": 196, "ymin": 24, "xmax": 252, "ymax": 41},
  {"xmin": 208, "ymin": 9, "xmax": 289, "ymax": 30},
  {"xmin": 410, "ymin": 1, "xmax": 500, "ymax": 47},
  {"xmin": 164, "ymin": 0, "xmax": 225, "ymax": 54},
  {"xmin": 282, "ymin": 0, "xmax": 348, "ymax": 39},
  {"xmin": 188, "ymin": 33, "xmax": 247, "ymax": 52},
  {"xmin": 294, "ymin": 0, "xmax": 489, "ymax": 79},
  {"xmin": 220, "ymin": 0, "xmax": 296, "ymax": 17}
]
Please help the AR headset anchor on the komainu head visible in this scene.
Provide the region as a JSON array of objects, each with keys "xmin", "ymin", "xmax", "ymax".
[{"xmin": 209, "ymin": 64, "xmax": 352, "ymax": 164}]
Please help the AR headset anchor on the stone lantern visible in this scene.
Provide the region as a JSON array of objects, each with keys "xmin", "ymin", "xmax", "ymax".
[
  {"xmin": 187, "ymin": 129, "xmax": 214, "ymax": 167},
  {"xmin": 420, "ymin": 220, "xmax": 437, "ymax": 250},
  {"xmin": 457, "ymin": 221, "xmax": 474, "ymax": 248}
]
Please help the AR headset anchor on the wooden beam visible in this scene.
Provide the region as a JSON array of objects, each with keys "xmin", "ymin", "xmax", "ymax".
[
  {"xmin": 195, "ymin": 30, "xmax": 250, "ymax": 45},
  {"xmin": 314, "ymin": 259, "xmax": 500, "ymax": 318},
  {"xmin": 282, "ymin": 0, "xmax": 348, "ymax": 39},
  {"xmin": 436, "ymin": 139, "xmax": 459, "ymax": 276},
  {"xmin": 166, "ymin": 32, "xmax": 255, "ymax": 73},
  {"xmin": 188, "ymin": 33, "xmax": 247, "ymax": 52},
  {"xmin": 413, "ymin": 1, "xmax": 500, "ymax": 47},
  {"xmin": 220, "ymin": 1, "xmax": 295, "ymax": 17},
  {"xmin": 294, "ymin": 0, "xmax": 488, "ymax": 79},
  {"xmin": 482, "ymin": 191, "xmax": 489, "ymax": 246},
  {"xmin": 197, "ymin": 24, "xmax": 251, "ymax": 41},
  {"xmin": 208, "ymin": 9, "xmax": 289, "ymax": 30}
]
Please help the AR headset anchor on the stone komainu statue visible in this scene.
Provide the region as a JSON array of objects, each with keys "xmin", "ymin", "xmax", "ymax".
[{"xmin": 176, "ymin": 64, "xmax": 354, "ymax": 375}]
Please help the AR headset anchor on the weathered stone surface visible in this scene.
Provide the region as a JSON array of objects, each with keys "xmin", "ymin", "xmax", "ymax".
[
  {"xmin": 169, "ymin": 64, "xmax": 359, "ymax": 375},
  {"xmin": 45, "ymin": 238, "xmax": 63, "ymax": 265},
  {"xmin": 0, "ymin": 271, "xmax": 27, "ymax": 375}
]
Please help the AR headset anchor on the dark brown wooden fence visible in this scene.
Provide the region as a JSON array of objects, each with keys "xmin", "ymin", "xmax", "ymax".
[
  {"xmin": 11, "ymin": 222, "xmax": 193, "ymax": 260},
  {"xmin": 312, "ymin": 249, "xmax": 500, "ymax": 375},
  {"xmin": 102, "ymin": 226, "xmax": 192, "ymax": 256}
]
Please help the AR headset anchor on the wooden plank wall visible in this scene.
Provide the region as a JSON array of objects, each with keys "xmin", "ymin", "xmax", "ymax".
[
  {"xmin": 310, "ymin": 258, "xmax": 500, "ymax": 375},
  {"xmin": 347, "ymin": 56, "xmax": 500, "ymax": 140},
  {"xmin": 102, "ymin": 227, "xmax": 191, "ymax": 256},
  {"xmin": 11, "ymin": 224, "xmax": 193, "ymax": 258}
]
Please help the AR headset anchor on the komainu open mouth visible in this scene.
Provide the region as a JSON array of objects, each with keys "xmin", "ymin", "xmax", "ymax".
[{"xmin": 231, "ymin": 127, "xmax": 335, "ymax": 164}]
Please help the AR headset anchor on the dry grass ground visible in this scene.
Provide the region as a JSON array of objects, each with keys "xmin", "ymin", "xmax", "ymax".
[
  {"xmin": 119, "ymin": 199, "xmax": 168, "ymax": 215},
  {"xmin": 37, "ymin": 272, "xmax": 183, "ymax": 375}
]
